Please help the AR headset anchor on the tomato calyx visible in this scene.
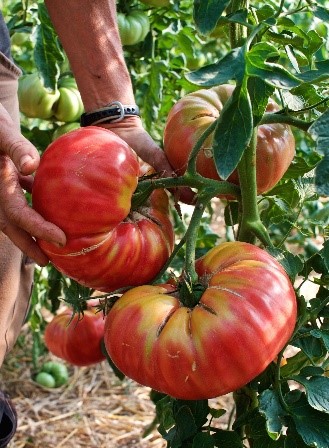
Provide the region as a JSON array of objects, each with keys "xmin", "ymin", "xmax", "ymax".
[{"xmin": 177, "ymin": 273, "xmax": 206, "ymax": 308}]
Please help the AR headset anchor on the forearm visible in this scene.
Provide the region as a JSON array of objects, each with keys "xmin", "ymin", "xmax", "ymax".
[{"xmin": 44, "ymin": 0, "xmax": 135, "ymax": 112}]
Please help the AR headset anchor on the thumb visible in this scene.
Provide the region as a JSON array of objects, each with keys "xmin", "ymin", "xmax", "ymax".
[{"xmin": 0, "ymin": 104, "xmax": 40, "ymax": 175}]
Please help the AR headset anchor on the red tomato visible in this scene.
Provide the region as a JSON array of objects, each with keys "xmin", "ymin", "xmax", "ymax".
[
  {"xmin": 104, "ymin": 241, "xmax": 297, "ymax": 400},
  {"xmin": 163, "ymin": 84, "xmax": 296, "ymax": 195},
  {"xmin": 44, "ymin": 307, "xmax": 105, "ymax": 366},
  {"xmin": 32, "ymin": 127, "xmax": 174, "ymax": 292}
]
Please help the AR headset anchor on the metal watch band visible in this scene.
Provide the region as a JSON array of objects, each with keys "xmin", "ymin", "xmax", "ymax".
[{"xmin": 80, "ymin": 101, "xmax": 140, "ymax": 127}]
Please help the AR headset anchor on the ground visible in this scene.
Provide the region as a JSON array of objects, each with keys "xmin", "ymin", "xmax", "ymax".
[{"xmin": 1, "ymin": 324, "xmax": 234, "ymax": 448}]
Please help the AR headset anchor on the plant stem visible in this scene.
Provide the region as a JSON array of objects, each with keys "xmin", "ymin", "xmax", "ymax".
[
  {"xmin": 237, "ymin": 128, "xmax": 272, "ymax": 246},
  {"xmin": 260, "ymin": 112, "xmax": 312, "ymax": 132},
  {"xmin": 185, "ymin": 120, "xmax": 218, "ymax": 176}
]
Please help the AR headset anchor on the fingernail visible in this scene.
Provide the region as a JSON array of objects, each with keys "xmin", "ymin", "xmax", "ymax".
[{"xmin": 19, "ymin": 155, "xmax": 34, "ymax": 171}]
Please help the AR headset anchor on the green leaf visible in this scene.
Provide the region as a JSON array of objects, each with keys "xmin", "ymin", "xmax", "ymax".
[
  {"xmin": 174, "ymin": 400, "xmax": 209, "ymax": 429},
  {"xmin": 309, "ymin": 109, "xmax": 329, "ymax": 155},
  {"xmin": 248, "ymin": 77, "xmax": 274, "ymax": 125},
  {"xmin": 292, "ymin": 332, "xmax": 326, "ymax": 360},
  {"xmin": 267, "ymin": 247, "xmax": 303, "ymax": 282},
  {"xmin": 286, "ymin": 391, "xmax": 329, "ymax": 448},
  {"xmin": 34, "ymin": 3, "xmax": 64, "ymax": 90},
  {"xmin": 313, "ymin": 5, "xmax": 329, "ymax": 22},
  {"xmin": 290, "ymin": 375, "xmax": 329, "ymax": 414},
  {"xmin": 281, "ymin": 351, "xmax": 314, "ymax": 377},
  {"xmin": 192, "ymin": 432, "xmax": 215, "ymax": 448},
  {"xmin": 212, "ymin": 429, "xmax": 244, "ymax": 447},
  {"xmin": 213, "ymin": 83, "xmax": 253, "ymax": 180},
  {"xmin": 283, "ymin": 156, "xmax": 319, "ymax": 179},
  {"xmin": 259, "ymin": 390, "xmax": 286, "ymax": 440},
  {"xmin": 101, "ymin": 340, "xmax": 125, "ymax": 381},
  {"xmin": 323, "ymin": 240, "xmax": 329, "ymax": 271},
  {"xmin": 156, "ymin": 395, "xmax": 175, "ymax": 432},
  {"xmin": 193, "ymin": 0, "xmax": 230, "ymax": 35},
  {"xmin": 186, "ymin": 47, "xmax": 245, "ymax": 86},
  {"xmin": 246, "ymin": 43, "xmax": 301, "ymax": 89},
  {"xmin": 310, "ymin": 329, "xmax": 329, "ymax": 352},
  {"xmin": 298, "ymin": 60, "xmax": 329, "ymax": 84},
  {"xmin": 315, "ymin": 155, "xmax": 329, "ymax": 197}
]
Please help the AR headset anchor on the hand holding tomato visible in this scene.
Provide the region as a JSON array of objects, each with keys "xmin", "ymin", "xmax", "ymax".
[
  {"xmin": 32, "ymin": 126, "xmax": 174, "ymax": 292},
  {"xmin": 0, "ymin": 104, "xmax": 66, "ymax": 265}
]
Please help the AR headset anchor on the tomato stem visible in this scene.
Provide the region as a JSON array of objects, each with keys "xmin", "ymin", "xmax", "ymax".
[
  {"xmin": 260, "ymin": 112, "xmax": 312, "ymax": 132},
  {"xmin": 237, "ymin": 128, "xmax": 272, "ymax": 247},
  {"xmin": 185, "ymin": 120, "xmax": 218, "ymax": 176}
]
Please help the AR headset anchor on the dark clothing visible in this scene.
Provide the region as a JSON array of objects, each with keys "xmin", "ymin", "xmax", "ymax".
[
  {"xmin": 0, "ymin": 13, "xmax": 11, "ymax": 59},
  {"xmin": 0, "ymin": 393, "xmax": 17, "ymax": 448}
]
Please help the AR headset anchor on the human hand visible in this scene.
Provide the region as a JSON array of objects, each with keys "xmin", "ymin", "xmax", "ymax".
[
  {"xmin": 0, "ymin": 105, "xmax": 66, "ymax": 266},
  {"xmin": 102, "ymin": 116, "xmax": 195, "ymax": 204}
]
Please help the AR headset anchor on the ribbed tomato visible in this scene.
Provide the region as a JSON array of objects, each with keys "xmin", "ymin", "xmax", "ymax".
[
  {"xmin": 44, "ymin": 307, "xmax": 105, "ymax": 366},
  {"xmin": 32, "ymin": 127, "xmax": 174, "ymax": 292},
  {"xmin": 163, "ymin": 84, "xmax": 296, "ymax": 195},
  {"xmin": 104, "ymin": 241, "xmax": 296, "ymax": 399}
]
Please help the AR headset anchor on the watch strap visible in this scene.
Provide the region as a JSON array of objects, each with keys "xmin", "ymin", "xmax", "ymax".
[{"xmin": 80, "ymin": 101, "xmax": 140, "ymax": 127}]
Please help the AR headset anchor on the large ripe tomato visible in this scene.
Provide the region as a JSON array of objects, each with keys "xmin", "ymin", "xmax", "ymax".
[
  {"xmin": 163, "ymin": 84, "xmax": 296, "ymax": 195},
  {"xmin": 44, "ymin": 307, "xmax": 105, "ymax": 366},
  {"xmin": 32, "ymin": 127, "xmax": 174, "ymax": 292},
  {"xmin": 104, "ymin": 241, "xmax": 296, "ymax": 400}
]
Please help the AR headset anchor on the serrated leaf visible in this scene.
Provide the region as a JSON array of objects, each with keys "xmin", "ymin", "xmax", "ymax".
[
  {"xmin": 315, "ymin": 155, "xmax": 329, "ymax": 197},
  {"xmin": 34, "ymin": 3, "xmax": 64, "ymax": 90},
  {"xmin": 299, "ymin": 60, "xmax": 329, "ymax": 84},
  {"xmin": 192, "ymin": 432, "xmax": 215, "ymax": 448},
  {"xmin": 286, "ymin": 391, "xmax": 329, "ymax": 448},
  {"xmin": 313, "ymin": 5, "xmax": 329, "ymax": 22},
  {"xmin": 248, "ymin": 77, "xmax": 275, "ymax": 125},
  {"xmin": 290, "ymin": 375, "xmax": 329, "ymax": 414},
  {"xmin": 246, "ymin": 42, "xmax": 301, "ymax": 89},
  {"xmin": 309, "ymin": 109, "xmax": 329, "ymax": 155},
  {"xmin": 213, "ymin": 83, "xmax": 253, "ymax": 179},
  {"xmin": 267, "ymin": 247, "xmax": 303, "ymax": 281},
  {"xmin": 193, "ymin": 0, "xmax": 230, "ymax": 35},
  {"xmin": 212, "ymin": 429, "xmax": 243, "ymax": 447},
  {"xmin": 186, "ymin": 47, "xmax": 245, "ymax": 86},
  {"xmin": 310, "ymin": 329, "xmax": 329, "ymax": 352},
  {"xmin": 259, "ymin": 390, "xmax": 286, "ymax": 440}
]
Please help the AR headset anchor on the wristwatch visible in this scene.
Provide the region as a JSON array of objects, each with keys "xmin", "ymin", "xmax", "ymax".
[{"xmin": 80, "ymin": 101, "xmax": 140, "ymax": 127}]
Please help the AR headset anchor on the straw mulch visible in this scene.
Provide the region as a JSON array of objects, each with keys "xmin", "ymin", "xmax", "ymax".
[{"xmin": 1, "ymin": 324, "xmax": 233, "ymax": 448}]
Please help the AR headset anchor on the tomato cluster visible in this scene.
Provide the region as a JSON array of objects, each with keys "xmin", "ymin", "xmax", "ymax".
[
  {"xmin": 18, "ymin": 73, "xmax": 84, "ymax": 123},
  {"xmin": 32, "ymin": 87, "xmax": 297, "ymax": 397}
]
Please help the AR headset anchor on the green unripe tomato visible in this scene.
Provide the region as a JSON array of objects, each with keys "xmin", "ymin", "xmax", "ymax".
[
  {"xmin": 53, "ymin": 77, "xmax": 84, "ymax": 123},
  {"xmin": 117, "ymin": 11, "xmax": 150, "ymax": 46},
  {"xmin": 41, "ymin": 361, "xmax": 69, "ymax": 387},
  {"xmin": 18, "ymin": 73, "xmax": 60, "ymax": 119},
  {"xmin": 52, "ymin": 122, "xmax": 80, "ymax": 141},
  {"xmin": 10, "ymin": 32, "xmax": 30, "ymax": 46},
  {"xmin": 35, "ymin": 372, "xmax": 56, "ymax": 388},
  {"xmin": 139, "ymin": 0, "xmax": 170, "ymax": 6}
]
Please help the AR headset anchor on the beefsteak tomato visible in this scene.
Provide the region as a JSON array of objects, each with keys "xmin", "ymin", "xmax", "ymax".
[
  {"xmin": 117, "ymin": 10, "xmax": 150, "ymax": 46},
  {"xmin": 163, "ymin": 84, "xmax": 296, "ymax": 195},
  {"xmin": 104, "ymin": 241, "xmax": 296, "ymax": 400},
  {"xmin": 44, "ymin": 306, "xmax": 105, "ymax": 366},
  {"xmin": 32, "ymin": 127, "xmax": 174, "ymax": 292}
]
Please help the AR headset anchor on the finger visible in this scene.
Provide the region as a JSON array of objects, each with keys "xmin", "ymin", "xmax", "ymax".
[
  {"xmin": 0, "ymin": 105, "xmax": 40, "ymax": 175},
  {"xmin": 18, "ymin": 173, "xmax": 34, "ymax": 193},
  {"xmin": 0, "ymin": 158, "xmax": 66, "ymax": 246},
  {"xmin": 2, "ymin": 223, "xmax": 49, "ymax": 266}
]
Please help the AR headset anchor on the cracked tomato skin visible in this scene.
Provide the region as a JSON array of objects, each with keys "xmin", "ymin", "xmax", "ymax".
[
  {"xmin": 32, "ymin": 126, "xmax": 174, "ymax": 292},
  {"xmin": 104, "ymin": 241, "xmax": 297, "ymax": 400},
  {"xmin": 163, "ymin": 84, "xmax": 296, "ymax": 196},
  {"xmin": 44, "ymin": 307, "xmax": 105, "ymax": 366}
]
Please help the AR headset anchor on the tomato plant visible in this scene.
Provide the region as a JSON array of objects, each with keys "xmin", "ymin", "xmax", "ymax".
[
  {"xmin": 117, "ymin": 10, "xmax": 150, "ymax": 46},
  {"xmin": 163, "ymin": 84, "xmax": 296, "ymax": 195},
  {"xmin": 32, "ymin": 126, "xmax": 174, "ymax": 292},
  {"xmin": 44, "ymin": 307, "xmax": 105, "ymax": 366},
  {"xmin": 104, "ymin": 242, "xmax": 296, "ymax": 400}
]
